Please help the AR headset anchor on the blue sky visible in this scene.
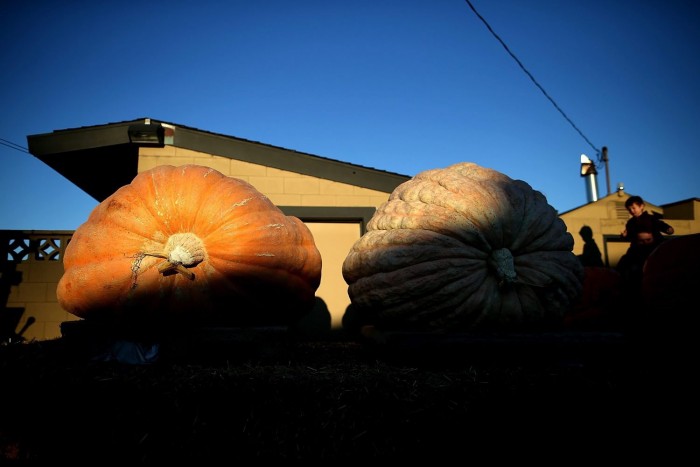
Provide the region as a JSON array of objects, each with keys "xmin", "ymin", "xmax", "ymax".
[{"xmin": 1, "ymin": 0, "xmax": 698, "ymax": 231}]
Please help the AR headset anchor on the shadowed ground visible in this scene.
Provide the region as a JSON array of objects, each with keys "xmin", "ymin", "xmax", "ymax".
[{"xmin": 0, "ymin": 323, "xmax": 691, "ymax": 463}]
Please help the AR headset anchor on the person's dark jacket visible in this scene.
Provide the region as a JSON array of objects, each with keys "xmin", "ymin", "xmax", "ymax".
[
  {"xmin": 616, "ymin": 241, "xmax": 657, "ymax": 292},
  {"xmin": 623, "ymin": 212, "xmax": 673, "ymax": 245}
]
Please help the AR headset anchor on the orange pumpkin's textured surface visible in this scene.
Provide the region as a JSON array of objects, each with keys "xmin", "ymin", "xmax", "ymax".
[
  {"xmin": 57, "ymin": 164, "xmax": 322, "ymax": 327},
  {"xmin": 564, "ymin": 266, "xmax": 622, "ymax": 330},
  {"xmin": 342, "ymin": 162, "xmax": 584, "ymax": 332}
]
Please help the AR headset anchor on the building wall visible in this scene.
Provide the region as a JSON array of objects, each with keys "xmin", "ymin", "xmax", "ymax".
[
  {"xmin": 137, "ymin": 147, "xmax": 392, "ymax": 208},
  {"xmin": 662, "ymin": 199, "xmax": 700, "ymax": 221},
  {"xmin": 304, "ymin": 222, "xmax": 361, "ymax": 330},
  {"xmin": 1, "ymin": 231, "xmax": 75, "ymax": 342}
]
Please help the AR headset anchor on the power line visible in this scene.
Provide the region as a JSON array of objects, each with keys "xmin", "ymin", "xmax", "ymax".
[
  {"xmin": 0, "ymin": 137, "xmax": 29, "ymax": 154},
  {"xmin": 464, "ymin": 0, "xmax": 602, "ymax": 163}
]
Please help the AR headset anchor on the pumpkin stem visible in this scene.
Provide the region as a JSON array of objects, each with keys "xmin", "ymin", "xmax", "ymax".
[
  {"xmin": 488, "ymin": 248, "xmax": 517, "ymax": 286},
  {"xmin": 141, "ymin": 233, "xmax": 206, "ymax": 280},
  {"xmin": 157, "ymin": 260, "xmax": 195, "ymax": 280}
]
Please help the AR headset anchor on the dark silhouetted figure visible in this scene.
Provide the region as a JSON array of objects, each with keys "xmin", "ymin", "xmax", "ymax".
[
  {"xmin": 577, "ymin": 225, "xmax": 604, "ymax": 267},
  {"xmin": 617, "ymin": 229, "xmax": 657, "ymax": 300},
  {"xmin": 616, "ymin": 228, "xmax": 662, "ymax": 330},
  {"xmin": 290, "ymin": 297, "xmax": 332, "ymax": 338}
]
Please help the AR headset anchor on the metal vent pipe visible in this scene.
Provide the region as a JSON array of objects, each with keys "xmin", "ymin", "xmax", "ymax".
[{"xmin": 580, "ymin": 154, "xmax": 599, "ymax": 203}]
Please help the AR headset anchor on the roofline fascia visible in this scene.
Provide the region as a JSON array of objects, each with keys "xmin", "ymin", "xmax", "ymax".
[{"xmin": 26, "ymin": 119, "xmax": 410, "ymax": 193}]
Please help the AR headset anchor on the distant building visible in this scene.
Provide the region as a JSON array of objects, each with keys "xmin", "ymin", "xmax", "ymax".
[{"xmin": 559, "ymin": 193, "xmax": 700, "ymax": 268}]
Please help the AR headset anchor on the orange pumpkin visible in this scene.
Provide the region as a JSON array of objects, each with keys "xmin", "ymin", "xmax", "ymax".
[
  {"xmin": 641, "ymin": 233, "xmax": 700, "ymax": 329},
  {"xmin": 564, "ymin": 266, "xmax": 622, "ymax": 329},
  {"xmin": 57, "ymin": 164, "xmax": 322, "ymax": 327}
]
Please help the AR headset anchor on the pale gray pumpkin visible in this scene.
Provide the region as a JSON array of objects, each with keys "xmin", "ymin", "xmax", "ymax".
[{"xmin": 342, "ymin": 162, "xmax": 584, "ymax": 331}]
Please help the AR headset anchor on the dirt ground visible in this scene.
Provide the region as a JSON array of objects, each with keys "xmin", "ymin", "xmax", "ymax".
[{"xmin": 0, "ymin": 323, "xmax": 692, "ymax": 463}]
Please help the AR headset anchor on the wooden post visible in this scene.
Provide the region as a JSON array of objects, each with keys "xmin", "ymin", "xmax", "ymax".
[{"xmin": 601, "ymin": 146, "xmax": 611, "ymax": 196}]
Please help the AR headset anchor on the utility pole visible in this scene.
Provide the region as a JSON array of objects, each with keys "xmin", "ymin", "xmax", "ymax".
[{"xmin": 601, "ymin": 146, "xmax": 611, "ymax": 196}]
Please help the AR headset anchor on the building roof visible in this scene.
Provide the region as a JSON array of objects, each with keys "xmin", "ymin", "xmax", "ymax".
[
  {"xmin": 660, "ymin": 197, "xmax": 700, "ymax": 209},
  {"xmin": 27, "ymin": 118, "xmax": 411, "ymax": 202},
  {"xmin": 557, "ymin": 190, "xmax": 672, "ymax": 217}
]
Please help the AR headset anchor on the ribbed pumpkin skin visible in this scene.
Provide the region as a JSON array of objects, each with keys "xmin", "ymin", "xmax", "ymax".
[
  {"xmin": 57, "ymin": 164, "xmax": 322, "ymax": 327},
  {"xmin": 342, "ymin": 162, "xmax": 584, "ymax": 332}
]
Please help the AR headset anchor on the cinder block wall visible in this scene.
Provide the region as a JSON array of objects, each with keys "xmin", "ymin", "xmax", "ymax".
[
  {"xmin": 137, "ymin": 147, "xmax": 392, "ymax": 208},
  {"xmin": 2, "ymin": 232, "xmax": 76, "ymax": 342}
]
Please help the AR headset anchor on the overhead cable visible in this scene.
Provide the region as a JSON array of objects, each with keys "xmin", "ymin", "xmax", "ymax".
[
  {"xmin": 464, "ymin": 0, "xmax": 601, "ymax": 162},
  {"xmin": 0, "ymin": 138, "xmax": 29, "ymax": 153}
]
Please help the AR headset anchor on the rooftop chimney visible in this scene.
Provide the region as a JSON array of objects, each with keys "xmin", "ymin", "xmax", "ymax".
[
  {"xmin": 617, "ymin": 182, "xmax": 625, "ymax": 196},
  {"xmin": 580, "ymin": 154, "xmax": 599, "ymax": 203}
]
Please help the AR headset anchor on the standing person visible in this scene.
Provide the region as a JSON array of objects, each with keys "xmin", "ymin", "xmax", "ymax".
[
  {"xmin": 620, "ymin": 195, "xmax": 674, "ymax": 247},
  {"xmin": 615, "ymin": 228, "xmax": 659, "ymax": 330},
  {"xmin": 577, "ymin": 225, "xmax": 604, "ymax": 267},
  {"xmin": 617, "ymin": 229, "xmax": 657, "ymax": 279}
]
